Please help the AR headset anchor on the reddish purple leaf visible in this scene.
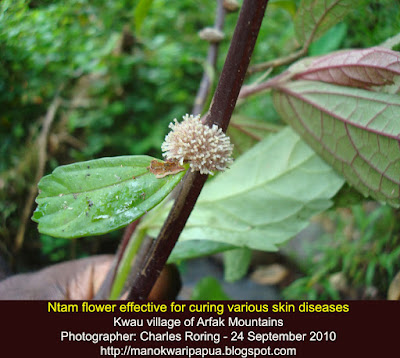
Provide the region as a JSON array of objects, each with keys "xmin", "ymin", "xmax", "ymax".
[{"xmin": 294, "ymin": 47, "xmax": 400, "ymax": 93}]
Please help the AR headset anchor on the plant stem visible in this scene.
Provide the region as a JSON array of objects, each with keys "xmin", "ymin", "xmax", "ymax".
[
  {"xmin": 127, "ymin": 0, "xmax": 269, "ymax": 300},
  {"xmin": 192, "ymin": 0, "xmax": 226, "ymax": 115},
  {"xmin": 246, "ymin": 46, "xmax": 307, "ymax": 75},
  {"xmin": 98, "ymin": 0, "xmax": 227, "ymax": 300}
]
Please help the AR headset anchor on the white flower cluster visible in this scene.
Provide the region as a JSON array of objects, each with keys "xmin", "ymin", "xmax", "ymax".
[{"xmin": 161, "ymin": 114, "xmax": 234, "ymax": 175}]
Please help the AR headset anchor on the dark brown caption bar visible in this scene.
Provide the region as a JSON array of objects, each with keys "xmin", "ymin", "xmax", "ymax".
[{"xmin": 1, "ymin": 301, "xmax": 397, "ymax": 357}]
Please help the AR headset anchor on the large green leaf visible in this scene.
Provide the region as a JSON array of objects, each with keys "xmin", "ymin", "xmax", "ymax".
[
  {"xmin": 294, "ymin": 0, "xmax": 352, "ymax": 45},
  {"xmin": 272, "ymin": 80, "xmax": 400, "ymax": 207},
  {"xmin": 143, "ymin": 127, "xmax": 344, "ymax": 252},
  {"xmin": 32, "ymin": 156, "xmax": 186, "ymax": 238}
]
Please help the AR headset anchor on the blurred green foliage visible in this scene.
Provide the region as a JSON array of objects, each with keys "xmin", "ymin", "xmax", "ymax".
[
  {"xmin": 0, "ymin": 0, "xmax": 214, "ymax": 270},
  {"xmin": 0, "ymin": 0, "xmax": 295, "ymax": 270},
  {"xmin": 283, "ymin": 205, "xmax": 400, "ymax": 300},
  {"xmin": 0, "ymin": 0, "xmax": 399, "ymax": 288}
]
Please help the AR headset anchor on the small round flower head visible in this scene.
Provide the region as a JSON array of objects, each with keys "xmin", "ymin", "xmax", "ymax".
[{"xmin": 161, "ymin": 114, "xmax": 234, "ymax": 175}]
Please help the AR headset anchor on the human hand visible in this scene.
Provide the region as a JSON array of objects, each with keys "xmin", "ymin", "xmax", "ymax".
[{"xmin": 0, "ymin": 255, "xmax": 180, "ymax": 300}]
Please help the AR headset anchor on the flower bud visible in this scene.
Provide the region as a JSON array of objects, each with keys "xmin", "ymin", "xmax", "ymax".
[{"xmin": 198, "ymin": 27, "xmax": 225, "ymax": 43}]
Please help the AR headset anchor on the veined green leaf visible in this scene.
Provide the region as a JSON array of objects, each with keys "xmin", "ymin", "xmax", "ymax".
[
  {"xmin": 272, "ymin": 80, "xmax": 400, "ymax": 207},
  {"xmin": 294, "ymin": 0, "xmax": 352, "ymax": 45},
  {"xmin": 32, "ymin": 156, "xmax": 187, "ymax": 238},
  {"xmin": 190, "ymin": 277, "xmax": 231, "ymax": 300},
  {"xmin": 294, "ymin": 47, "xmax": 400, "ymax": 93},
  {"xmin": 142, "ymin": 127, "xmax": 344, "ymax": 252},
  {"xmin": 381, "ymin": 32, "xmax": 400, "ymax": 50}
]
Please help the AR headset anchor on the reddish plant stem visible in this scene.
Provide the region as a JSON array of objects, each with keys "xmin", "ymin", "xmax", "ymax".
[{"xmin": 128, "ymin": 0, "xmax": 269, "ymax": 300}]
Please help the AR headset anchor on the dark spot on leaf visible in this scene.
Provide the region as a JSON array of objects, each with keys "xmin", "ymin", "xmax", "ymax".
[
  {"xmin": 73, "ymin": 193, "xmax": 78, "ymax": 199},
  {"xmin": 87, "ymin": 166, "xmax": 90, "ymax": 169},
  {"xmin": 85, "ymin": 173, "xmax": 91, "ymax": 178},
  {"xmin": 86, "ymin": 197, "xmax": 94, "ymax": 208}
]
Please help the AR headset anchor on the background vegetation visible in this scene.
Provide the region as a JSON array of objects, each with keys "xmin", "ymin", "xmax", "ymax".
[{"xmin": 1, "ymin": 0, "xmax": 399, "ymax": 299}]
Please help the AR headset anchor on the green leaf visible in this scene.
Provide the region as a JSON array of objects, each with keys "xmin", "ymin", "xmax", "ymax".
[
  {"xmin": 133, "ymin": 0, "xmax": 154, "ymax": 34},
  {"xmin": 32, "ymin": 156, "xmax": 187, "ymax": 238},
  {"xmin": 291, "ymin": 48, "xmax": 400, "ymax": 93},
  {"xmin": 272, "ymin": 80, "xmax": 400, "ymax": 207},
  {"xmin": 365, "ymin": 261, "xmax": 376, "ymax": 287},
  {"xmin": 294, "ymin": 0, "xmax": 352, "ymax": 45},
  {"xmin": 143, "ymin": 127, "xmax": 344, "ymax": 251},
  {"xmin": 332, "ymin": 184, "xmax": 364, "ymax": 208},
  {"xmin": 190, "ymin": 277, "xmax": 231, "ymax": 300},
  {"xmin": 223, "ymin": 248, "xmax": 252, "ymax": 282},
  {"xmin": 309, "ymin": 23, "xmax": 347, "ymax": 56},
  {"xmin": 168, "ymin": 240, "xmax": 236, "ymax": 263}
]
